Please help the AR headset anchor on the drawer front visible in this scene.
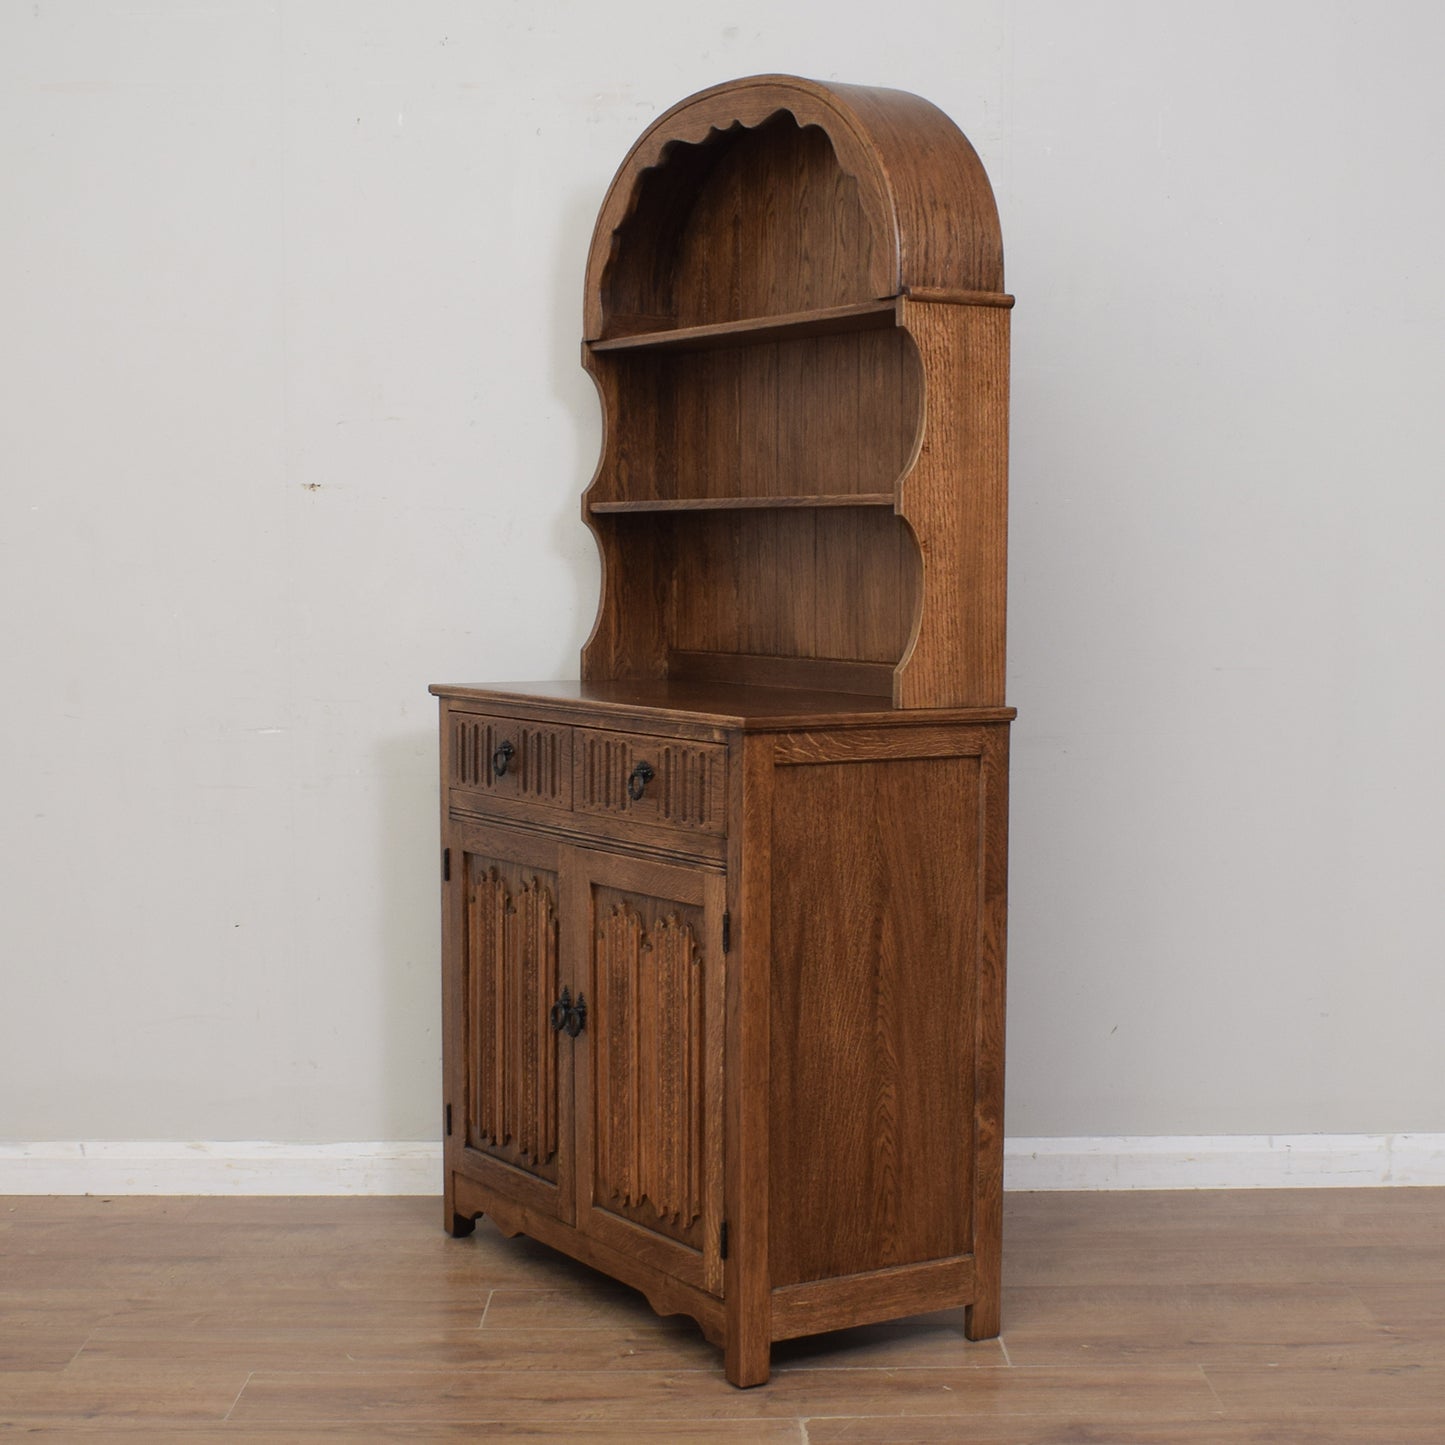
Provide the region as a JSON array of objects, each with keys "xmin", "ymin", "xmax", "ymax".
[
  {"xmin": 450, "ymin": 713, "xmax": 572, "ymax": 809},
  {"xmin": 574, "ymin": 728, "xmax": 727, "ymax": 835}
]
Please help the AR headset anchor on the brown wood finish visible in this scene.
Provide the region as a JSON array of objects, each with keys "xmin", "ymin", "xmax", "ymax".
[
  {"xmin": 9, "ymin": 1192, "xmax": 1445, "ymax": 1436},
  {"xmin": 433, "ymin": 73, "xmax": 1013, "ymax": 1388},
  {"xmin": 767, "ymin": 744, "xmax": 983, "ymax": 1287},
  {"xmin": 894, "ymin": 297, "xmax": 1011, "ymax": 707},
  {"xmin": 570, "ymin": 852, "xmax": 728, "ymax": 1298},
  {"xmin": 573, "ymin": 728, "xmax": 727, "ymax": 835},
  {"xmin": 434, "ymin": 677, "xmax": 1016, "ymax": 732},
  {"xmin": 579, "ymin": 77, "xmax": 1009, "ymax": 708},
  {"xmin": 446, "ymin": 819, "xmax": 574, "ymax": 1228}
]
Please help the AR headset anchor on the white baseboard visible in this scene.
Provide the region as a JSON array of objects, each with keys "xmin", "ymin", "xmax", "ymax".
[
  {"xmin": 0, "ymin": 1142, "xmax": 443, "ymax": 1196},
  {"xmin": 2, "ymin": 1135, "xmax": 1442, "ymax": 1195},
  {"xmin": 1004, "ymin": 1134, "xmax": 1445, "ymax": 1190}
]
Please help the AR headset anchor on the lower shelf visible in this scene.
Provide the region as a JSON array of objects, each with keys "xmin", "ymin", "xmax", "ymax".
[{"xmin": 588, "ymin": 494, "xmax": 894, "ymax": 513}]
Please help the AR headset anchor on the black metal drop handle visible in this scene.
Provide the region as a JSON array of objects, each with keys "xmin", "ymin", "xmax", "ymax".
[
  {"xmin": 492, "ymin": 740, "xmax": 515, "ymax": 777},
  {"xmin": 549, "ymin": 988, "xmax": 587, "ymax": 1038},
  {"xmin": 548, "ymin": 989, "xmax": 570, "ymax": 1033},
  {"xmin": 626, "ymin": 761, "xmax": 655, "ymax": 802},
  {"xmin": 565, "ymin": 991, "xmax": 587, "ymax": 1038}
]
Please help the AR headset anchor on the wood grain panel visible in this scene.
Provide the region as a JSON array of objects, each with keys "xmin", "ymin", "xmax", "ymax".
[
  {"xmin": 463, "ymin": 858, "xmax": 561, "ymax": 1182},
  {"xmin": 767, "ymin": 753, "xmax": 981, "ymax": 1287},
  {"xmin": 669, "ymin": 508, "xmax": 917, "ymax": 668},
  {"xmin": 569, "ymin": 850, "xmax": 726, "ymax": 1298},
  {"xmin": 669, "ymin": 114, "xmax": 877, "ymax": 326},
  {"xmin": 646, "ymin": 328, "xmax": 919, "ymax": 503},
  {"xmin": 593, "ymin": 897, "xmax": 704, "ymax": 1237},
  {"xmin": 584, "ymin": 76, "xmax": 1006, "ymax": 337},
  {"xmin": 894, "ymin": 298, "xmax": 1010, "ymax": 707}
]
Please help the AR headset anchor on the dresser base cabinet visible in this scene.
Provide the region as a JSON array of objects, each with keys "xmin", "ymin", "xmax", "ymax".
[{"xmin": 434, "ymin": 684, "xmax": 1010, "ymax": 1386}]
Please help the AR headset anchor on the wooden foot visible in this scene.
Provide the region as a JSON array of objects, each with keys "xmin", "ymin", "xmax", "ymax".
[
  {"xmin": 964, "ymin": 1295, "xmax": 1000, "ymax": 1340},
  {"xmin": 444, "ymin": 1202, "xmax": 477, "ymax": 1239},
  {"xmin": 724, "ymin": 1334, "xmax": 771, "ymax": 1388}
]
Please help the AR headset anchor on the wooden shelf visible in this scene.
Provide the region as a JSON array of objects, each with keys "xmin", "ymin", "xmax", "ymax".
[
  {"xmin": 589, "ymin": 493, "xmax": 894, "ymax": 514},
  {"xmin": 587, "ymin": 299, "xmax": 900, "ymax": 355}
]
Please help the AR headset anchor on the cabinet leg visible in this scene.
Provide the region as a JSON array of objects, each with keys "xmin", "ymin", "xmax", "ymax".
[
  {"xmin": 443, "ymin": 1172, "xmax": 476, "ymax": 1238},
  {"xmin": 964, "ymin": 1294, "xmax": 1000, "ymax": 1340},
  {"xmin": 446, "ymin": 1210, "xmax": 477, "ymax": 1238},
  {"xmin": 724, "ymin": 1334, "xmax": 771, "ymax": 1388}
]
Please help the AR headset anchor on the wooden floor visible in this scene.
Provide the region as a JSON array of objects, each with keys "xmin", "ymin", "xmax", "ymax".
[{"xmin": 3, "ymin": 1190, "xmax": 1444, "ymax": 1440}]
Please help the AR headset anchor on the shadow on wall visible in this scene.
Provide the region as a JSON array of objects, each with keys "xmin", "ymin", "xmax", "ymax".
[{"xmin": 374, "ymin": 728, "xmax": 445, "ymax": 1143}]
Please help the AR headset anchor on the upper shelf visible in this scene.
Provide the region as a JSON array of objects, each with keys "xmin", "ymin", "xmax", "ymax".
[
  {"xmin": 583, "ymin": 75, "xmax": 1005, "ymax": 341},
  {"xmin": 589, "ymin": 493, "xmax": 895, "ymax": 514},
  {"xmin": 589, "ymin": 300, "xmax": 899, "ymax": 355}
]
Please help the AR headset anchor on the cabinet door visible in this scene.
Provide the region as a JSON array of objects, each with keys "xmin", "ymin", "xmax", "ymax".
[
  {"xmin": 448, "ymin": 820, "xmax": 573, "ymax": 1224},
  {"xmin": 566, "ymin": 848, "xmax": 726, "ymax": 1295}
]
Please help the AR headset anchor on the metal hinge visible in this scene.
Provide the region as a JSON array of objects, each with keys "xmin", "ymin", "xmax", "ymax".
[
  {"xmin": 720, "ymin": 1220, "xmax": 729, "ymax": 1260},
  {"xmin": 721, "ymin": 911, "xmax": 731, "ymax": 954},
  {"xmin": 442, "ymin": 847, "xmax": 451, "ymax": 882},
  {"xmin": 445, "ymin": 1103, "xmax": 453, "ymax": 1137}
]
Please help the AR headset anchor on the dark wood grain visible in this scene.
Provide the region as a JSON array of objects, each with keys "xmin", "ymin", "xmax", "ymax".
[
  {"xmin": 894, "ymin": 298, "xmax": 1010, "ymax": 707},
  {"xmin": 447, "ymin": 820, "xmax": 574, "ymax": 1229},
  {"xmin": 767, "ymin": 744, "xmax": 983, "ymax": 1287},
  {"xmin": 432, "ymin": 679, "xmax": 1015, "ymax": 732},
  {"xmin": 583, "ymin": 75, "xmax": 1004, "ymax": 339},
  {"xmin": 588, "ymin": 298, "xmax": 898, "ymax": 353},
  {"xmin": 568, "ymin": 851, "xmax": 727, "ymax": 1297},
  {"xmin": 579, "ymin": 80, "xmax": 1008, "ymax": 706},
  {"xmin": 725, "ymin": 730, "xmax": 776, "ymax": 1387},
  {"xmin": 588, "ymin": 494, "xmax": 894, "ymax": 513}
]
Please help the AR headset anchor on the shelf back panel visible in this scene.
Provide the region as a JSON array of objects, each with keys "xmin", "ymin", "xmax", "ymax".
[
  {"xmin": 603, "ymin": 113, "xmax": 883, "ymax": 333},
  {"xmin": 668, "ymin": 508, "xmax": 919, "ymax": 667},
  {"xmin": 588, "ymin": 329, "xmax": 921, "ymax": 506}
]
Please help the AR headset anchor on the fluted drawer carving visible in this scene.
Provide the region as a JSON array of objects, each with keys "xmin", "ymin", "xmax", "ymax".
[
  {"xmin": 593, "ymin": 897, "xmax": 705, "ymax": 1241},
  {"xmin": 575, "ymin": 729, "xmax": 726, "ymax": 834},
  {"xmin": 452, "ymin": 714, "xmax": 572, "ymax": 808},
  {"xmin": 465, "ymin": 860, "xmax": 560, "ymax": 1178}
]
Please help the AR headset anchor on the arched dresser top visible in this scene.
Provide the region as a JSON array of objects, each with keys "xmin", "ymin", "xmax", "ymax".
[{"xmin": 583, "ymin": 73, "xmax": 1005, "ymax": 339}]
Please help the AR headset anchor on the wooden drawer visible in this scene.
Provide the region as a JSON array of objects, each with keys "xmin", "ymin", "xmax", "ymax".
[
  {"xmin": 574, "ymin": 727, "xmax": 726, "ymax": 835},
  {"xmin": 449, "ymin": 712, "xmax": 572, "ymax": 809}
]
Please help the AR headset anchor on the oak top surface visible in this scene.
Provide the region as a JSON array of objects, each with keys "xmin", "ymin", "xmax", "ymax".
[{"xmin": 429, "ymin": 678, "xmax": 1014, "ymax": 730}]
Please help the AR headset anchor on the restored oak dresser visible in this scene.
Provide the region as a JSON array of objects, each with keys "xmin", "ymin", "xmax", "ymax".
[{"xmin": 431, "ymin": 74, "xmax": 1013, "ymax": 1388}]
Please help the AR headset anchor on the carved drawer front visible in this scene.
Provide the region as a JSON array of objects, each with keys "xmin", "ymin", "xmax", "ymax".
[
  {"xmin": 574, "ymin": 729, "xmax": 726, "ymax": 835},
  {"xmin": 451, "ymin": 713, "xmax": 572, "ymax": 809}
]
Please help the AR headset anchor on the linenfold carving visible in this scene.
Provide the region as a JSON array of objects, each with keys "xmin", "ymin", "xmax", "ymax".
[
  {"xmin": 594, "ymin": 900, "xmax": 703, "ymax": 1228},
  {"xmin": 466, "ymin": 865, "xmax": 559, "ymax": 1169}
]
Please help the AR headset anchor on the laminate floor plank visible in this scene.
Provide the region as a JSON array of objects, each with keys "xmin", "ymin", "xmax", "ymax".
[
  {"xmin": 55, "ymin": 1426, "xmax": 809, "ymax": 1443},
  {"xmin": 3, "ymin": 1190, "xmax": 1443, "ymax": 1436},
  {"xmin": 1204, "ymin": 1362, "xmax": 1445, "ymax": 1415},
  {"xmin": 226, "ymin": 1363, "xmax": 1222, "ymax": 1426},
  {"xmin": 79, "ymin": 1323, "xmax": 720, "ymax": 1373},
  {"xmin": 0, "ymin": 1316, "xmax": 95, "ymax": 1371},
  {"xmin": 1000, "ymin": 1282, "xmax": 1417, "ymax": 1367},
  {"xmin": 0, "ymin": 1357, "xmax": 249, "ymax": 1430},
  {"xmin": 805, "ymin": 1415, "xmax": 1445, "ymax": 1444}
]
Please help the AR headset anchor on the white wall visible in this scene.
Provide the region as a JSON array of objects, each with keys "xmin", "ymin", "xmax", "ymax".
[{"xmin": 1, "ymin": 0, "xmax": 1441, "ymax": 1147}]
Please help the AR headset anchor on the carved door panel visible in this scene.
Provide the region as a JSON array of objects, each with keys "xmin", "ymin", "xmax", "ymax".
[
  {"xmin": 566, "ymin": 847, "xmax": 726, "ymax": 1295},
  {"xmin": 451, "ymin": 821, "xmax": 573, "ymax": 1224}
]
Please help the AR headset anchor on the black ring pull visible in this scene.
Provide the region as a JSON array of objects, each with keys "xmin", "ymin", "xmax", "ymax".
[
  {"xmin": 549, "ymin": 988, "xmax": 571, "ymax": 1033},
  {"xmin": 565, "ymin": 991, "xmax": 587, "ymax": 1038},
  {"xmin": 492, "ymin": 740, "xmax": 516, "ymax": 778},
  {"xmin": 626, "ymin": 761, "xmax": 655, "ymax": 802}
]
